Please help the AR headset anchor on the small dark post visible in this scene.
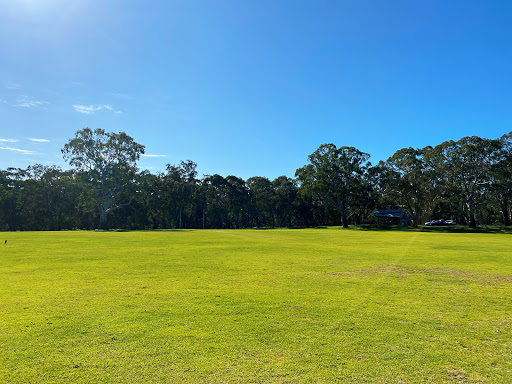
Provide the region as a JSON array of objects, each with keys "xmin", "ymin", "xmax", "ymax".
[{"xmin": 4, "ymin": 240, "xmax": 6, "ymax": 244}]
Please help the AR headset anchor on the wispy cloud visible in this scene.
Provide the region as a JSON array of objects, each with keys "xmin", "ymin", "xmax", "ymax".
[
  {"xmin": 71, "ymin": 81, "xmax": 82, "ymax": 86},
  {"xmin": 14, "ymin": 96, "xmax": 49, "ymax": 108},
  {"xmin": 3, "ymin": 81, "xmax": 21, "ymax": 90},
  {"xmin": 28, "ymin": 138, "xmax": 50, "ymax": 143},
  {"xmin": 142, "ymin": 154, "xmax": 168, "ymax": 158},
  {"xmin": 0, "ymin": 146, "xmax": 38, "ymax": 155},
  {"xmin": 0, "ymin": 138, "xmax": 18, "ymax": 143},
  {"xmin": 73, "ymin": 105, "xmax": 96, "ymax": 114},
  {"xmin": 73, "ymin": 104, "xmax": 122, "ymax": 114}
]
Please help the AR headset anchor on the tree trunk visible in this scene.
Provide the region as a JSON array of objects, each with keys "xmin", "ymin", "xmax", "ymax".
[
  {"xmin": 340, "ymin": 199, "xmax": 349, "ymax": 228},
  {"xmin": 411, "ymin": 210, "xmax": 419, "ymax": 227},
  {"xmin": 468, "ymin": 204, "xmax": 477, "ymax": 229},
  {"xmin": 340, "ymin": 214, "xmax": 348, "ymax": 228},
  {"xmin": 501, "ymin": 200, "xmax": 511, "ymax": 226},
  {"xmin": 467, "ymin": 193, "xmax": 477, "ymax": 229},
  {"xmin": 468, "ymin": 214, "xmax": 476, "ymax": 229},
  {"xmin": 99, "ymin": 207, "xmax": 108, "ymax": 230}
]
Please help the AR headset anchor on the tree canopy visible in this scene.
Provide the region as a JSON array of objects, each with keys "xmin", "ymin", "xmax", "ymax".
[
  {"xmin": 62, "ymin": 128, "xmax": 145, "ymax": 229},
  {"xmin": 295, "ymin": 144, "xmax": 370, "ymax": 228},
  {"xmin": 0, "ymin": 129, "xmax": 511, "ymax": 231}
]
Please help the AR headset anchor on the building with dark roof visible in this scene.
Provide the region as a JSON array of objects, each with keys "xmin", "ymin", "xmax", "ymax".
[{"xmin": 374, "ymin": 210, "xmax": 410, "ymax": 226}]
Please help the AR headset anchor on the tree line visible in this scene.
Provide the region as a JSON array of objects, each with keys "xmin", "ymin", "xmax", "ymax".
[{"xmin": 1, "ymin": 128, "xmax": 511, "ymax": 231}]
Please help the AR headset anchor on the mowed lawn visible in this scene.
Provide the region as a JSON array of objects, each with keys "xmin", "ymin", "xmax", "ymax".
[{"xmin": 0, "ymin": 229, "xmax": 511, "ymax": 383}]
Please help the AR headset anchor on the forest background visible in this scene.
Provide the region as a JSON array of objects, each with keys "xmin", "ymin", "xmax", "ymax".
[{"xmin": 1, "ymin": 129, "xmax": 511, "ymax": 231}]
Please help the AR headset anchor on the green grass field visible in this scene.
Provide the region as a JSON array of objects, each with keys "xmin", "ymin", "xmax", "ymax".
[{"xmin": 0, "ymin": 228, "xmax": 511, "ymax": 383}]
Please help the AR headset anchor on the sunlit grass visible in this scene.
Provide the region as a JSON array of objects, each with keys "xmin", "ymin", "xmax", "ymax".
[{"xmin": 0, "ymin": 228, "xmax": 511, "ymax": 382}]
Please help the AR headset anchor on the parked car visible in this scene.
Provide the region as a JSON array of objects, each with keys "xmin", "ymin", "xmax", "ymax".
[
  {"xmin": 424, "ymin": 219, "xmax": 457, "ymax": 226},
  {"xmin": 425, "ymin": 220, "xmax": 443, "ymax": 226}
]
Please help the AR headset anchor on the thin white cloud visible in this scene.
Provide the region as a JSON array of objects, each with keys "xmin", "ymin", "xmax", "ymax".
[
  {"xmin": 14, "ymin": 96, "xmax": 49, "ymax": 108},
  {"xmin": 0, "ymin": 146, "xmax": 38, "ymax": 155},
  {"xmin": 142, "ymin": 154, "xmax": 168, "ymax": 158},
  {"xmin": 15, "ymin": 100, "xmax": 48, "ymax": 108},
  {"xmin": 73, "ymin": 105, "xmax": 96, "ymax": 114},
  {"xmin": 28, "ymin": 138, "xmax": 50, "ymax": 143},
  {"xmin": 0, "ymin": 138, "xmax": 18, "ymax": 143},
  {"xmin": 71, "ymin": 81, "xmax": 82, "ymax": 86},
  {"xmin": 73, "ymin": 104, "xmax": 122, "ymax": 114},
  {"xmin": 3, "ymin": 81, "xmax": 21, "ymax": 90}
]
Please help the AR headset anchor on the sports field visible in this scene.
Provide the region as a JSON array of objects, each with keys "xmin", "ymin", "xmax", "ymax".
[{"xmin": 0, "ymin": 228, "xmax": 511, "ymax": 383}]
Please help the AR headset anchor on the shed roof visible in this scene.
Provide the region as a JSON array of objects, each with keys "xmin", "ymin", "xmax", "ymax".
[{"xmin": 374, "ymin": 210, "xmax": 406, "ymax": 218}]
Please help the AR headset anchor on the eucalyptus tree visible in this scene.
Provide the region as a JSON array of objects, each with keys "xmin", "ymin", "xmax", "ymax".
[
  {"xmin": 0, "ymin": 170, "xmax": 9, "ymax": 230},
  {"xmin": 0, "ymin": 170, "xmax": 14, "ymax": 230},
  {"xmin": 128, "ymin": 170, "xmax": 166, "ymax": 229},
  {"xmin": 200, "ymin": 174, "xmax": 231, "ymax": 228},
  {"xmin": 489, "ymin": 132, "xmax": 512, "ymax": 225},
  {"xmin": 295, "ymin": 144, "xmax": 370, "ymax": 228},
  {"xmin": 164, "ymin": 160, "xmax": 199, "ymax": 228},
  {"xmin": 225, "ymin": 175, "xmax": 250, "ymax": 228},
  {"xmin": 24, "ymin": 164, "xmax": 78, "ymax": 230},
  {"xmin": 428, "ymin": 136, "xmax": 502, "ymax": 228},
  {"xmin": 62, "ymin": 128, "xmax": 145, "ymax": 230},
  {"xmin": 384, "ymin": 146, "xmax": 442, "ymax": 226},
  {"xmin": 247, "ymin": 176, "xmax": 275, "ymax": 227},
  {"xmin": 366, "ymin": 160, "xmax": 393, "ymax": 210},
  {"xmin": 272, "ymin": 176, "xmax": 301, "ymax": 227},
  {"xmin": 0, "ymin": 168, "xmax": 30, "ymax": 230}
]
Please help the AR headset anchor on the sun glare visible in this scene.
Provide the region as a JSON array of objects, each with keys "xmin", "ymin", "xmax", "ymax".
[
  {"xmin": 2, "ymin": 0, "xmax": 89, "ymax": 30},
  {"xmin": 5, "ymin": 0, "xmax": 87, "ymax": 18},
  {"xmin": 15, "ymin": 0, "xmax": 63, "ymax": 11}
]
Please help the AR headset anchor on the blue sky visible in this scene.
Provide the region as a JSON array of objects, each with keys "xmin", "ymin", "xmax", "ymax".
[{"xmin": 1, "ymin": 0, "xmax": 511, "ymax": 179}]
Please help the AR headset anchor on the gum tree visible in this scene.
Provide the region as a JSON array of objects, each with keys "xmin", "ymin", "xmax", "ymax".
[
  {"xmin": 384, "ymin": 146, "xmax": 443, "ymax": 227},
  {"xmin": 489, "ymin": 132, "xmax": 512, "ymax": 226},
  {"xmin": 428, "ymin": 136, "xmax": 501, "ymax": 228},
  {"xmin": 296, "ymin": 144, "xmax": 370, "ymax": 228},
  {"xmin": 62, "ymin": 128, "xmax": 145, "ymax": 229}
]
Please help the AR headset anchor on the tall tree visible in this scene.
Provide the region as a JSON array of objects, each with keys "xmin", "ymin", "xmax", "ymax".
[
  {"xmin": 384, "ymin": 147, "xmax": 442, "ymax": 227},
  {"xmin": 272, "ymin": 176, "xmax": 302, "ymax": 227},
  {"xmin": 428, "ymin": 136, "xmax": 501, "ymax": 228},
  {"xmin": 225, "ymin": 176, "xmax": 250, "ymax": 228},
  {"xmin": 200, "ymin": 174, "xmax": 230, "ymax": 228},
  {"xmin": 296, "ymin": 144, "xmax": 370, "ymax": 228},
  {"xmin": 164, "ymin": 160, "xmax": 199, "ymax": 228},
  {"xmin": 1, "ymin": 168, "xmax": 28, "ymax": 230},
  {"xmin": 489, "ymin": 132, "xmax": 512, "ymax": 226},
  {"xmin": 62, "ymin": 128, "xmax": 145, "ymax": 229},
  {"xmin": 247, "ymin": 176, "xmax": 275, "ymax": 228}
]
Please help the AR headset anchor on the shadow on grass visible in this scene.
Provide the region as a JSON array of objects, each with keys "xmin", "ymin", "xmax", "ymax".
[
  {"xmin": 355, "ymin": 224, "xmax": 512, "ymax": 234},
  {"xmin": 96, "ymin": 226, "xmax": 511, "ymax": 234},
  {"xmin": 355, "ymin": 225, "xmax": 417, "ymax": 232},
  {"xmin": 252, "ymin": 226, "xmax": 328, "ymax": 230},
  {"xmin": 217, "ymin": 225, "xmax": 512, "ymax": 234},
  {"xmin": 419, "ymin": 226, "xmax": 512, "ymax": 234},
  {"xmin": 96, "ymin": 229, "xmax": 197, "ymax": 233}
]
